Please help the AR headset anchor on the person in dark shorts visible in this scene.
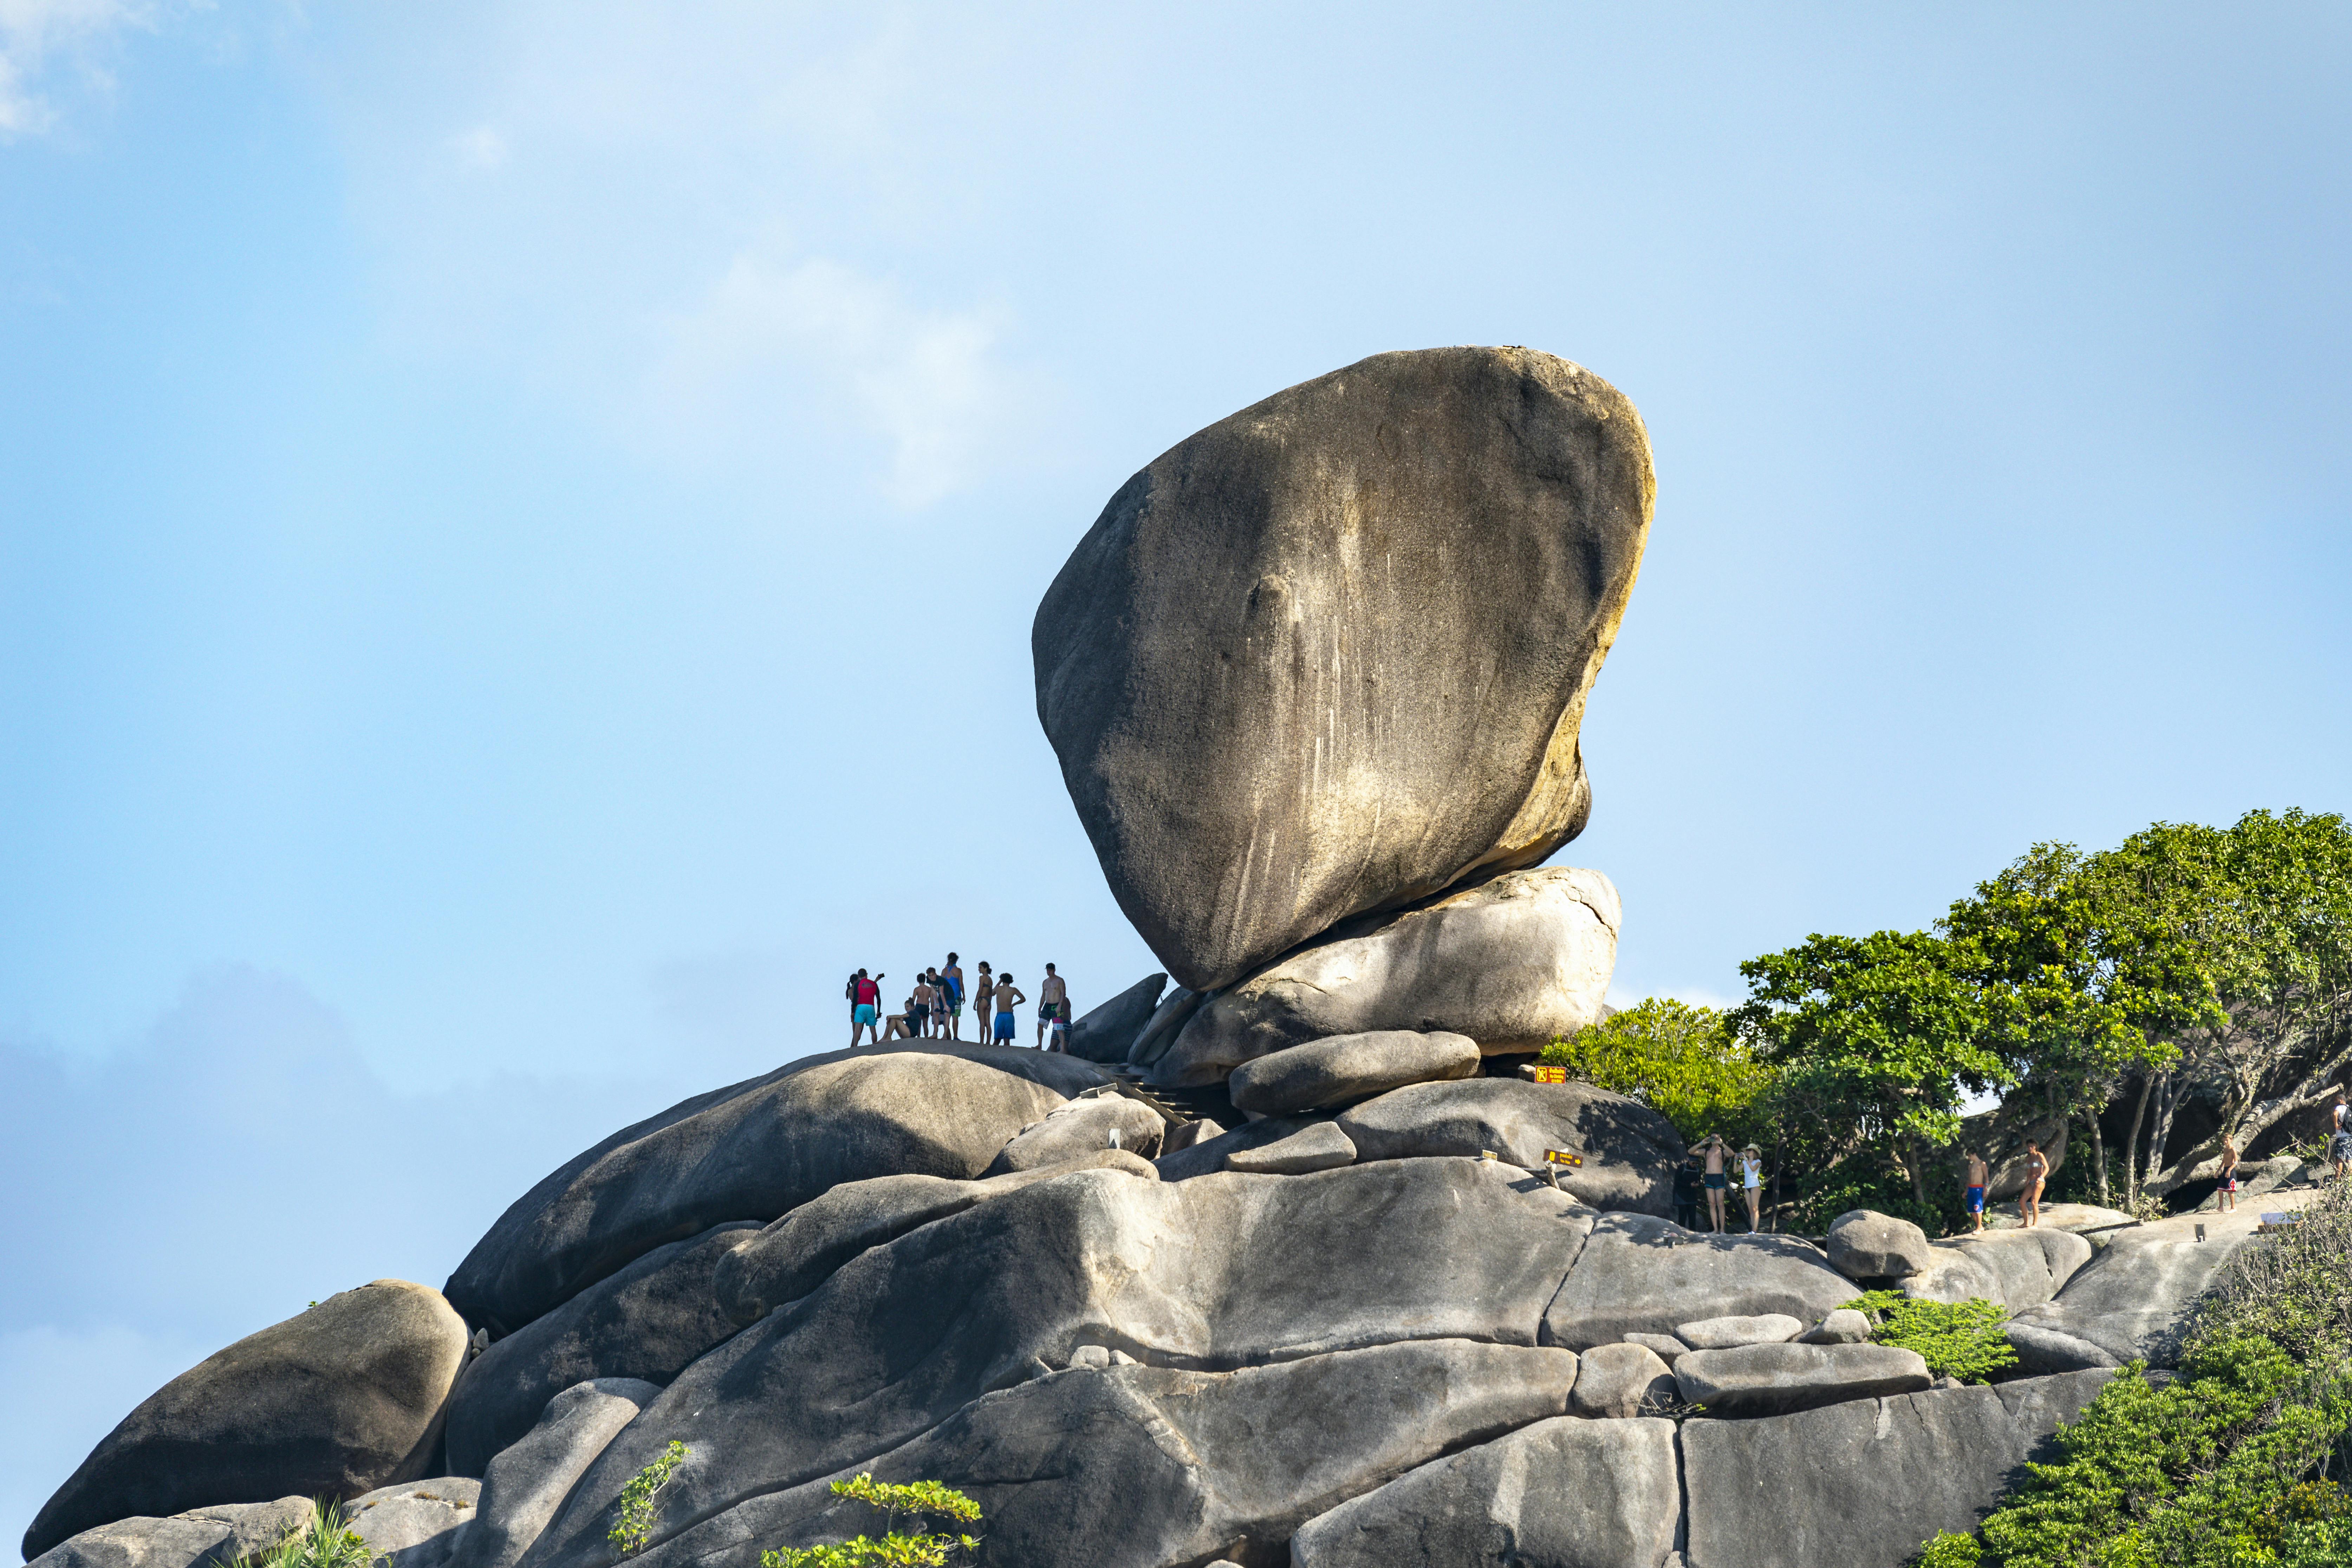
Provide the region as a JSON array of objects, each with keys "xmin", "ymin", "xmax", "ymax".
[
  {"xmin": 2331, "ymin": 1128, "xmax": 2352, "ymax": 1182},
  {"xmin": 1672, "ymin": 1154, "xmax": 1705, "ymax": 1230},
  {"xmin": 2216, "ymin": 1133, "xmax": 2241, "ymax": 1213},
  {"xmin": 1696, "ymin": 1133, "xmax": 1729, "ymax": 1231},
  {"xmin": 1963, "ymin": 1150, "xmax": 1990, "ymax": 1232}
]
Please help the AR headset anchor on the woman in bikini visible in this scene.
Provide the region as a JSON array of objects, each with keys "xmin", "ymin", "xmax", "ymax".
[{"xmin": 2022, "ymin": 1141, "xmax": 2048, "ymax": 1228}]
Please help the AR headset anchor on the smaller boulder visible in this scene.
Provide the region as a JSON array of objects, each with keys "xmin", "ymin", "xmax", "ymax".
[
  {"xmin": 448, "ymin": 1380, "xmax": 655, "ymax": 1568},
  {"xmin": 1673, "ymin": 1342, "xmax": 1931, "ymax": 1417},
  {"xmin": 1827, "ymin": 1210, "xmax": 1935, "ymax": 1279},
  {"xmin": 1336, "ymin": 1078, "xmax": 1682, "ymax": 1215},
  {"xmin": 343, "ymin": 1479, "xmax": 480, "ymax": 1568},
  {"xmin": 1228, "ymin": 1030, "xmax": 1481, "ymax": 1116},
  {"xmin": 1798, "ymin": 1309, "xmax": 1872, "ymax": 1346},
  {"xmin": 1066, "ymin": 1345, "xmax": 1113, "ymax": 1369},
  {"xmin": 1159, "ymin": 1118, "xmax": 1224, "ymax": 1154},
  {"xmin": 25, "ymin": 1499, "xmax": 313, "ymax": 1568},
  {"xmin": 1126, "ymin": 986, "xmax": 1204, "ymax": 1067},
  {"xmin": 1899, "ymin": 1247, "xmax": 2006, "ymax": 1307},
  {"xmin": 2004, "ymin": 1321, "xmax": 2122, "ymax": 1375},
  {"xmin": 1155, "ymin": 1117, "xmax": 1320, "ymax": 1181},
  {"xmin": 1064, "ymin": 972, "xmax": 1168, "ymax": 1063},
  {"xmin": 1622, "ymin": 1332, "xmax": 1691, "ymax": 1364},
  {"xmin": 1569, "ymin": 1342, "xmax": 1678, "ymax": 1418},
  {"xmin": 986, "ymin": 1096, "xmax": 1166, "ymax": 1172},
  {"xmin": 1226, "ymin": 1122, "xmax": 1358, "ymax": 1175},
  {"xmin": 1676, "ymin": 1313, "xmax": 1803, "ymax": 1350}
]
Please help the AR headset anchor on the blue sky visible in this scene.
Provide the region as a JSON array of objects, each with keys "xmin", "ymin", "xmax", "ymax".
[{"xmin": 3, "ymin": 2, "xmax": 2347, "ymax": 1554}]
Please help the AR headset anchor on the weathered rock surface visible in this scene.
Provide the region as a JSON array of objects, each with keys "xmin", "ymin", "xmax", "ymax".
[
  {"xmin": 1127, "ymin": 987, "xmax": 1205, "ymax": 1068},
  {"xmin": 1154, "ymin": 868, "xmax": 1621, "ymax": 1083},
  {"xmin": 1227, "ymin": 1030, "xmax": 1480, "ymax": 1116},
  {"xmin": 2007, "ymin": 1208, "xmax": 2270, "ymax": 1367},
  {"xmin": 525, "ymin": 1161, "xmax": 1593, "ymax": 1568},
  {"xmin": 1826, "ymin": 1210, "xmax": 1934, "ymax": 1280},
  {"xmin": 1676, "ymin": 1313, "xmax": 1803, "ymax": 1350},
  {"xmin": 344, "ymin": 1479, "xmax": 481, "ymax": 1568},
  {"xmin": 444, "ymin": 1224, "xmax": 758, "ymax": 1476},
  {"xmin": 444, "ymin": 1046, "xmax": 1096, "ymax": 1334},
  {"xmin": 1988, "ymin": 1201, "xmax": 2134, "ymax": 1236},
  {"xmin": 1034, "ymin": 346, "xmax": 1653, "ymax": 994},
  {"xmin": 1064, "ymin": 972, "xmax": 1167, "ymax": 1063},
  {"xmin": 25, "ymin": 1281, "xmax": 470, "ymax": 1560},
  {"xmin": 449, "ymin": 1381, "xmax": 655, "ymax": 1568},
  {"xmin": 1154, "ymin": 1116, "xmax": 1325, "ymax": 1182},
  {"xmin": 1223, "ymin": 1121, "xmax": 1357, "ymax": 1174},
  {"xmin": 1681, "ymin": 1372, "xmax": 2115, "ymax": 1568},
  {"xmin": 713, "ymin": 1155, "xmax": 1163, "ymax": 1328},
  {"xmin": 1570, "ymin": 1341, "xmax": 1679, "ymax": 1419},
  {"xmin": 1895, "ymin": 1247, "xmax": 2004, "ymax": 1307},
  {"xmin": 1336, "ymin": 1076, "xmax": 1681, "ymax": 1214},
  {"xmin": 25, "ymin": 1499, "xmax": 313, "ymax": 1568},
  {"xmin": 1290, "ymin": 1415, "xmax": 1681, "ymax": 1568},
  {"xmin": 985, "ymin": 1094, "xmax": 1165, "ymax": 1171},
  {"xmin": 1674, "ymin": 1342, "xmax": 1930, "ymax": 1417},
  {"xmin": 2003, "ymin": 1321, "xmax": 2122, "ymax": 1375},
  {"xmin": 587, "ymin": 1341, "xmax": 1579, "ymax": 1568},
  {"xmin": 1623, "ymin": 1331, "xmax": 1691, "ymax": 1363},
  {"xmin": 1798, "ymin": 1309, "xmax": 1871, "ymax": 1346},
  {"xmin": 1541, "ymin": 1217, "xmax": 1853, "ymax": 1351},
  {"xmin": 1915, "ymin": 1228, "xmax": 2092, "ymax": 1309}
]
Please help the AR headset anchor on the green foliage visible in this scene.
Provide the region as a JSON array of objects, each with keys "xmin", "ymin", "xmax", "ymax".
[
  {"xmin": 1917, "ymin": 1531, "xmax": 1986, "ymax": 1568},
  {"xmin": 1843, "ymin": 1291, "xmax": 2018, "ymax": 1384},
  {"xmin": 757, "ymin": 1474, "xmax": 983, "ymax": 1568},
  {"xmin": 1538, "ymin": 998, "xmax": 1770, "ymax": 1145},
  {"xmin": 609, "ymin": 1442, "xmax": 688, "ymax": 1559},
  {"xmin": 217, "ymin": 1501, "xmax": 374, "ymax": 1568}
]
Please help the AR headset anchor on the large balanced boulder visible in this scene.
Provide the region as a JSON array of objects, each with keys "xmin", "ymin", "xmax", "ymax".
[
  {"xmin": 1682, "ymin": 1372, "xmax": 2115, "ymax": 1568},
  {"xmin": 1289, "ymin": 1414, "xmax": 1681, "ymax": 1568},
  {"xmin": 443, "ymin": 1223, "xmax": 759, "ymax": 1476},
  {"xmin": 1152, "ymin": 868, "xmax": 1620, "ymax": 1084},
  {"xmin": 1541, "ymin": 1216, "xmax": 1855, "ymax": 1351},
  {"xmin": 576, "ymin": 1341, "xmax": 1579, "ymax": 1568},
  {"xmin": 443, "ymin": 1045, "xmax": 1096, "ymax": 1334},
  {"xmin": 1034, "ymin": 346, "xmax": 1653, "ymax": 994},
  {"xmin": 522, "ymin": 1160, "xmax": 1595, "ymax": 1568},
  {"xmin": 25, "ymin": 1281, "xmax": 470, "ymax": 1560},
  {"xmin": 1227, "ymin": 1030, "xmax": 1480, "ymax": 1115},
  {"xmin": 1335, "ymin": 1076, "xmax": 1682, "ymax": 1214},
  {"xmin": 449, "ymin": 1380, "xmax": 656, "ymax": 1568},
  {"xmin": 1064, "ymin": 972, "xmax": 1167, "ymax": 1063}
]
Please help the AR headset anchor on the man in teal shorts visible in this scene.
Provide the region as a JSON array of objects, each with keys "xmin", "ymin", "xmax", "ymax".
[{"xmin": 848, "ymin": 968, "xmax": 882, "ymax": 1047}]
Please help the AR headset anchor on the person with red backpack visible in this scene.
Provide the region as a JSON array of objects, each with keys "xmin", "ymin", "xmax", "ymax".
[{"xmin": 846, "ymin": 968, "xmax": 884, "ymax": 1047}]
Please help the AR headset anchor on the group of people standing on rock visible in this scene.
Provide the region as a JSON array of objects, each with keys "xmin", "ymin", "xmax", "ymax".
[{"xmin": 844, "ymin": 955, "xmax": 1074, "ymax": 1051}]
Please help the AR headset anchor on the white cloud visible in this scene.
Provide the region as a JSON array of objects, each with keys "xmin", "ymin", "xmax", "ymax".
[{"xmin": 0, "ymin": 0, "xmax": 145, "ymax": 138}]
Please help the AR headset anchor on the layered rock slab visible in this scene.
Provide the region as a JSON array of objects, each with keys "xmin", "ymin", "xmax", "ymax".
[
  {"xmin": 1034, "ymin": 345, "xmax": 1653, "ymax": 994},
  {"xmin": 444, "ymin": 1046, "xmax": 1095, "ymax": 1335},
  {"xmin": 1540, "ymin": 1216, "xmax": 1853, "ymax": 1351},
  {"xmin": 1672, "ymin": 1343, "xmax": 1931, "ymax": 1417},
  {"xmin": 1290, "ymin": 1414, "xmax": 1681, "ymax": 1568},
  {"xmin": 985, "ymin": 1094, "xmax": 1164, "ymax": 1171},
  {"xmin": 343, "ymin": 1479, "xmax": 482, "ymax": 1568},
  {"xmin": 1153, "ymin": 868, "xmax": 1620, "ymax": 1084},
  {"xmin": 1337, "ymin": 1077, "xmax": 1682, "ymax": 1215},
  {"xmin": 25, "ymin": 1281, "xmax": 470, "ymax": 1560},
  {"xmin": 1227, "ymin": 1029, "xmax": 1480, "ymax": 1115},
  {"xmin": 2007, "ymin": 1208, "xmax": 2272, "ymax": 1367},
  {"xmin": 525, "ymin": 1160, "xmax": 1593, "ymax": 1567},
  {"xmin": 450, "ymin": 1380, "xmax": 656, "ymax": 1568},
  {"xmin": 584, "ymin": 1341, "xmax": 1578, "ymax": 1568},
  {"xmin": 1682, "ymin": 1372, "xmax": 2114, "ymax": 1568},
  {"xmin": 444, "ymin": 1224, "xmax": 759, "ymax": 1476},
  {"xmin": 1064, "ymin": 972, "xmax": 1166, "ymax": 1063},
  {"xmin": 26, "ymin": 1499, "xmax": 313, "ymax": 1568}
]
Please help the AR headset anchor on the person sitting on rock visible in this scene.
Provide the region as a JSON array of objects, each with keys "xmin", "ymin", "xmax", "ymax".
[
  {"xmin": 1671, "ymin": 1154, "xmax": 1704, "ymax": 1230},
  {"xmin": 1696, "ymin": 1134, "xmax": 1729, "ymax": 1232},
  {"xmin": 992, "ymin": 972, "xmax": 1026, "ymax": 1045},
  {"xmin": 883, "ymin": 994, "xmax": 919, "ymax": 1041}
]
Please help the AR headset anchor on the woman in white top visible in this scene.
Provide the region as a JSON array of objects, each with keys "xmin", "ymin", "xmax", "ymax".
[{"xmin": 1739, "ymin": 1146, "xmax": 1764, "ymax": 1232}]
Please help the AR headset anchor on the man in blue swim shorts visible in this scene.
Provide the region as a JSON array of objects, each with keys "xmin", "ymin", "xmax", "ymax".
[
  {"xmin": 1963, "ymin": 1150, "xmax": 1989, "ymax": 1232},
  {"xmin": 992, "ymin": 971, "xmax": 1025, "ymax": 1044}
]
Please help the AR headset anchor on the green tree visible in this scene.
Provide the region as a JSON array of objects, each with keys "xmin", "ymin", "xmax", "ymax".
[
  {"xmin": 1538, "ymin": 997, "xmax": 1769, "ymax": 1145},
  {"xmin": 1732, "ymin": 929, "xmax": 2007, "ymax": 1209}
]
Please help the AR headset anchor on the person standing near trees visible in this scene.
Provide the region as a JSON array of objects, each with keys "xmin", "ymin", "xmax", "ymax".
[
  {"xmin": 1963, "ymin": 1150, "xmax": 1990, "ymax": 1232},
  {"xmin": 2216, "ymin": 1133, "xmax": 2241, "ymax": 1213},
  {"xmin": 1672, "ymin": 1153, "xmax": 1704, "ymax": 1230},
  {"xmin": 1738, "ymin": 1145, "xmax": 1764, "ymax": 1232},
  {"xmin": 2022, "ymin": 1141, "xmax": 2048, "ymax": 1227},
  {"xmin": 1696, "ymin": 1134, "xmax": 1730, "ymax": 1231}
]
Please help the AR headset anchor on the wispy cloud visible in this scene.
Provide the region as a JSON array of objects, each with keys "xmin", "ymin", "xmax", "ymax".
[{"xmin": 0, "ymin": 0, "xmax": 145, "ymax": 138}]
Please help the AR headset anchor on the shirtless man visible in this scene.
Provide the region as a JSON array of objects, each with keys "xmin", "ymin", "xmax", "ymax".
[
  {"xmin": 2216, "ymin": 1133, "xmax": 2241, "ymax": 1213},
  {"xmin": 1037, "ymin": 963, "xmax": 1068, "ymax": 1049},
  {"xmin": 911, "ymin": 973, "xmax": 936, "ymax": 1039},
  {"xmin": 992, "ymin": 972, "xmax": 1026, "ymax": 1045},
  {"xmin": 941, "ymin": 953, "xmax": 966, "ymax": 1040},
  {"xmin": 2021, "ymin": 1141, "xmax": 2048, "ymax": 1228},
  {"xmin": 1962, "ymin": 1150, "xmax": 1990, "ymax": 1232},
  {"xmin": 1696, "ymin": 1134, "xmax": 1729, "ymax": 1232}
]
